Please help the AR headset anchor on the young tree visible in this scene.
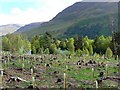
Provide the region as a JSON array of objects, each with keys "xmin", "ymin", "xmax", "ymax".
[
  {"xmin": 76, "ymin": 49, "xmax": 82, "ymax": 56},
  {"xmin": 89, "ymin": 45, "xmax": 93, "ymax": 55},
  {"xmin": 44, "ymin": 48, "xmax": 50, "ymax": 54},
  {"xmin": 67, "ymin": 38, "xmax": 75, "ymax": 54},
  {"xmin": 50, "ymin": 43, "xmax": 57, "ymax": 54},
  {"xmin": 2, "ymin": 36, "xmax": 9, "ymax": 51},
  {"xmin": 74, "ymin": 36, "xmax": 82, "ymax": 51},
  {"xmin": 94, "ymin": 35, "xmax": 112, "ymax": 54},
  {"xmin": 105, "ymin": 47, "xmax": 113, "ymax": 58},
  {"xmin": 23, "ymin": 39, "xmax": 31, "ymax": 53},
  {"xmin": 60, "ymin": 40, "xmax": 66, "ymax": 50}
]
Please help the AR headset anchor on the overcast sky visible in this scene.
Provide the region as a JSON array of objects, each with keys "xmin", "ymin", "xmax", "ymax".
[{"xmin": 0, "ymin": 0, "xmax": 82, "ymax": 25}]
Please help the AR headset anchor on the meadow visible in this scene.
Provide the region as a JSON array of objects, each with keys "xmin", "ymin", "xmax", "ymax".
[{"xmin": 0, "ymin": 52, "xmax": 119, "ymax": 89}]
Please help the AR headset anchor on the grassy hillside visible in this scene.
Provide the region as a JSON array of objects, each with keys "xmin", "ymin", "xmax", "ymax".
[{"xmin": 19, "ymin": 2, "xmax": 118, "ymax": 39}]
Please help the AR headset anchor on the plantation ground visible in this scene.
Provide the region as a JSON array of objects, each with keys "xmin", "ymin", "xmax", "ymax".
[{"xmin": 0, "ymin": 53, "xmax": 120, "ymax": 89}]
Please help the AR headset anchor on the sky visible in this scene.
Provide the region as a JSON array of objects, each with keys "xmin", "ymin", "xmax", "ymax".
[{"xmin": 0, "ymin": 0, "xmax": 82, "ymax": 25}]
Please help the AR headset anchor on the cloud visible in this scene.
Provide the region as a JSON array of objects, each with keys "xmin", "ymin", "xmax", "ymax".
[{"xmin": 0, "ymin": 0, "xmax": 82, "ymax": 25}]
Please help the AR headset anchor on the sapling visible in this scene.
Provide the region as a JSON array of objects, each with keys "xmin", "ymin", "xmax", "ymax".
[{"xmin": 64, "ymin": 73, "xmax": 66, "ymax": 89}]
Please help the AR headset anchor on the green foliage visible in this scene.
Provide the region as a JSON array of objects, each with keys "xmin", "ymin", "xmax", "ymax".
[
  {"xmin": 67, "ymin": 38, "xmax": 75, "ymax": 54},
  {"xmin": 50, "ymin": 44, "xmax": 57, "ymax": 54},
  {"xmin": 89, "ymin": 45, "xmax": 93, "ymax": 55},
  {"xmin": 74, "ymin": 36, "xmax": 82, "ymax": 51},
  {"xmin": 44, "ymin": 48, "xmax": 50, "ymax": 54},
  {"xmin": 2, "ymin": 33, "xmax": 117, "ymax": 56},
  {"xmin": 59, "ymin": 40, "xmax": 66, "ymax": 50},
  {"xmin": 55, "ymin": 40, "xmax": 60, "ymax": 47},
  {"xmin": 105, "ymin": 47, "xmax": 113, "ymax": 58},
  {"xmin": 23, "ymin": 39, "xmax": 31, "ymax": 53},
  {"xmin": 2, "ymin": 36, "xmax": 9, "ymax": 51},
  {"xmin": 32, "ymin": 46, "xmax": 36, "ymax": 54},
  {"xmin": 2, "ymin": 34, "xmax": 31, "ymax": 54},
  {"xmin": 84, "ymin": 48, "xmax": 89, "ymax": 56},
  {"xmin": 94, "ymin": 35, "xmax": 112, "ymax": 54},
  {"xmin": 76, "ymin": 49, "xmax": 82, "ymax": 56}
]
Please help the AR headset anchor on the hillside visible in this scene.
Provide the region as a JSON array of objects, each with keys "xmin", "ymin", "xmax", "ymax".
[
  {"xmin": 17, "ymin": 2, "xmax": 118, "ymax": 39},
  {"xmin": 0, "ymin": 24, "xmax": 21, "ymax": 36},
  {"xmin": 15, "ymin": 22, "xmax": 42, "ymax": 33}
]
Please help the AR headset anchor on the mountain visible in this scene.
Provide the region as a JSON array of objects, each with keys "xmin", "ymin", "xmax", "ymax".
[
  {"xmin": 17, "ymin": 2, "xmax": 118, "ymax": 39},
  {"xmin": 0, "ymin": 24, "xmax": 21, "ymax": 36},
  {"xmin": 15, "ymin": 22, "xmax": 42, "ymax": 33}
]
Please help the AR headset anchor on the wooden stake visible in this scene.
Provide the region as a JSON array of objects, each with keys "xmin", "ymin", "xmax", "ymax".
[
  {"xmin": 4, "ymin": 60, "xmax": 7, "ymax": 70},
  {"xmin": 45, "ymin": 64, "xmax": 47, "ymax": 73},
  {"xmin": 22, "ymin": 63, "xmax": 24, "ymax": 73},
  {"xmin": 34, "ymin": 57, "xmax": 36, "ymax": 64},
  {"xmin": 19, "ymin": 55, "xmax": 21, "ymax": 63},
  {"xmin": 116, "ymin": 55, "xmax": 118, "ymax": 61},
  {"xmin": 31, "ymin": 68, "xmax": 33, "ymax": 76},
  {"xmin": 8, "ymin": 57, "xmax": 10, "ymax": 66},
  {"xmin": 106, "ymin": 64, "xmax": 108, "ymax": 77},
  {"xmin": 32, "ymin": 76, "xmax": 36, "ymax": 89},
  {"xmin": 95, "ymin": 80, "xmax": 98, "ymax": 88},
  {"xmin": 64, "ymin": 73, "xmax": 66, "ymax": 89},
  {"xmin": 1, "ymin": 70, "xmax": 4, "ymax": 88},
  {"xmin": 92, "ymin": 68, "xmax": 94, "ymax": 83}
]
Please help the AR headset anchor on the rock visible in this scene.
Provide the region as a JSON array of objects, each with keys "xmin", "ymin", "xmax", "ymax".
[
  {"xmin": 96, "ymin": 79, "xmax": 102, "ymax": 84},
  {"xmin": 36, "ymin": 74, "xmax": 39, "ymax": 78},
  {"xmin": 88, "ymin": 60, "xmax": 93, "ymax": 64},
  {"xmin": 85, "ymin": 63, "xmax": 88, "ymax": 66},
  {"xmin": 56, "ymin": 78, "xmax": 62, "ymax": 83},
  {"xmin": 98, "ymin": 71, "xmax": 104, "ymax": 77},
  {"xmin": 53, "ymin": 71, "xmax": 59, "ymax": 74},
  {"xmin": 93, "ymin": 61, "xmax": 96, "ymax": 64},
  {"xmin": 67, "ymin": 68, "xmax": 71, "ymax": 71},
  {"xmin": 27, "ymin": 85, "xmax": 39, "ymax": 90},
  {"xmin": 81, "ymin": 60, "xmax": 84, "ymax": 63},
  {"xmin": 77, "ymin": 62, "xmax": 81, "ymax": 65},
  {"xmin": 46, "ymin": 64, "xmax": 50, "ymax": 67},
  {"xmin": 16, "ymin": 68, "xmax": 22, "ymax": 71},
  {"xmin": 12, "ymin": 63, "xmax": 15, "ymax": 65}
]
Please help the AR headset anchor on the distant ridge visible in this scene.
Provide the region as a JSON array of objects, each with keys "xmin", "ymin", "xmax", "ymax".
[
  {"xmin": 15, "ymin": 22, "xmax": 42, "ymax": 33},
  {"xmin": 0, "ymin": 24, "xmax": 21, "ymax": 36}
]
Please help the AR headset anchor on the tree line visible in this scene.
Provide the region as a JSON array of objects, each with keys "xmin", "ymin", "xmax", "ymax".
[{"xmin": 2, "ymin": 31, "xmax": 120, "ymax": 58}]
